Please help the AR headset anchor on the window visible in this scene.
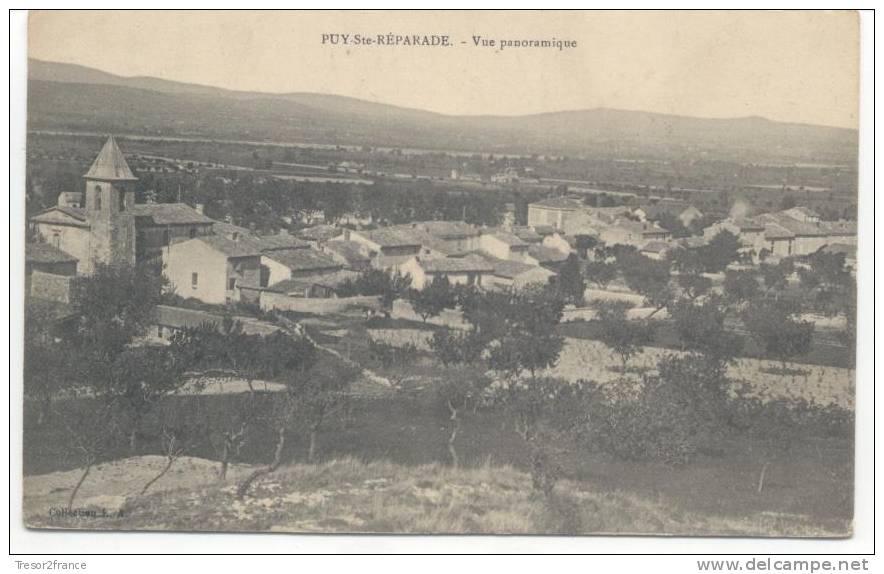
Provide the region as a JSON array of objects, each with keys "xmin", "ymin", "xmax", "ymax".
[
  {"xmin": 189, "ymin": 227, "xmax": 197, "ymax": 239},
  {"xmin": 162, "ymin": 229, "xmax": 171, "ymax": 245},
  {"xmin": 119, "ymin": 192, "xmax": 126, "ymax": 212},
  {"xmin": 51, "ymin": 231, "xmax": 61, "ymax": 249},
  {"xmin": 94, "ymin": 191, "xmax": 102, "ymax": 212},
  {"xmin": 228, "ymin": 277, "xmax": 237, "ymax": 291},
  {"xmin": 259, "ymin": 265, "xmax": 270, "ymax": 288},
  {"xmin": 191, "ymin": 272, "xmax": 198, "ymax": 289},
  {"xmin": 157, "ymin": 325, "xmax": 164, "ymax": 338}
]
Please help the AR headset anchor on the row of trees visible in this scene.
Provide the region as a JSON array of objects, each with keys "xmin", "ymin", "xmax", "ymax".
[{"xmin": 24, "ymin": 264, "xmax": 362, "ymax": 509}]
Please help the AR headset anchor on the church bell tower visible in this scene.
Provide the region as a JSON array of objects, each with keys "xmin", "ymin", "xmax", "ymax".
[{"xmin": 83, "ymin": 135, "xmax": 137, "ymax": 273}]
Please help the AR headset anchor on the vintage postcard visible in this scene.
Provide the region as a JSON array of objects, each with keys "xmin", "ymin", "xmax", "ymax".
[{"xmin": 21, "ymin": 10, "xmax": 860, "ymax": 537}]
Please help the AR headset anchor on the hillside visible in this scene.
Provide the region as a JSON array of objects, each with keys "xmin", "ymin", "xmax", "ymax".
[
  {"xmin": 28, "ymin": 59, "xmax": 857, "ymax": 162},
  {"xmin": 24, "ymin": 455, "xmax": 850, "ymax": 535}
]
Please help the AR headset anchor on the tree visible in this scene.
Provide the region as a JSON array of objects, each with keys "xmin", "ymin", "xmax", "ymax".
[
  {"xmin": 723, "ymin": 269, "xmax": 760, "ymax": 306},
  {"xmin": 742, "ymin": 299, "xmax": 814, "ymax": 372},
  {"xmin": 698, "ymin": 230, "xmax": 743, "ymax": 273},
  {"xmin": 407, "ymin": 275, "xmax": 456, "ymax": 322},
  {"xmin": 616, "ymin": 251, "xmax": 673, "ymax": 313},
  {"xmin": 235, "ymin": 334, "xmax": 319, "ymax": 498},
  {"xmin": 676, "ymin": 271, "xmax": 712, "ymax": 301},
  {"xmin": 435, "ymin": 367, "xmax": 490, "ymax": 468},
  {"xmin": 759, "ymin": 259, "xmax": 795, "ymax": 298},
  {"xmin": 491, "ymin": 376, "xmax": 589, "ymax": 495},
  {"xmin": 592, "ymin": 300, "xmax": 655, "ymax": 376},
  {"xmin": 55, "ymin": 398, "xmax": 127, "ymax": 512},
  {"xmin": 669, "ymin": 297, "xmax": 742, "ymax": 364},
  {"xmin": 336, "ymin": 269, "xmax": 411, "ymax": 309},
  {"xmin": 430, "ymin": 328, "xmax": 486, "ymax": 366},
  {"xmin": 554, "ymin": 254, "xmax": 585, "ymax": 305},
  {"xmin": 297, "ymin": 354, "xmax": 361, "ymax": 462},
  {"xmin": 70, "ymin": 263, "xmax": 167, "ymax": 358},
  {"xmin": 798, "ymin": 251, "xmax": 853, "ymax": 315},
  {"xmin": 573, "ymin": 234, "xmax": 598, "ymax": 259},
  {"xmin": 582, "ymin": 259, "xmax": 617, "ymax": 290},
  {"xmin": 484, "ymin": 286, "xmax": 565, "ymax": 379},
  {"xmin": 23, "ymin": 300, "xmax": 77, "ymax": 427}
]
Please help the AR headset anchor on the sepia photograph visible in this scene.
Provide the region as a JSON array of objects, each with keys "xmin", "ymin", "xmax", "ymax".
[{"xmin": 16, "ymin": 9, "xmax": 865, "ymax": 542}]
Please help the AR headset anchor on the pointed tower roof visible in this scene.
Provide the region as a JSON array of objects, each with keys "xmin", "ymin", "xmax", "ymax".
[{"xmin": 83, "ymin": 136, "xmax": 137, "ymax": 181}]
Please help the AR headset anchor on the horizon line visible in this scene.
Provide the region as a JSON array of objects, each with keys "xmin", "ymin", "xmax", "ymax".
[{"xmin": 28, "ymin": 57, "xmax": 857, "ymax": 131}]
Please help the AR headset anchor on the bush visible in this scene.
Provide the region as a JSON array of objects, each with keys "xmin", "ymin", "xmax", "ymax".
[
  {"xmin": 588, "ymin": 376, "xmax": 708, "ymax": 465},
  {"xmin": 367, "ymin": 339, "xmax": 419, "ymax": 369}
]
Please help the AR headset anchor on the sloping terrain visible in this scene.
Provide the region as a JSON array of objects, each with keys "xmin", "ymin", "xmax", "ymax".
[{"xmin": 24, "ymin": 455, "xmax": 850, "ymax": 536}]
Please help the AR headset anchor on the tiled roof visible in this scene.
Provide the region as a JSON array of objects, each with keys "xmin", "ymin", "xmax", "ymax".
[
  {"xmin": 528, "ymin": 244, "xmax": 569, "ymax": 264},
  {"xmin": 195, "ymin": 234, "xmax": 264, "ymax": 257},
  {"xmin": 820, "ymin": 220, "xmax": 858, "ymax": 235},
  {"xmin": 763, "ymin": 223, "xmax": 794, "ymax": 240},
  {"xmin": 263, "ymin": 248, "xmax": 342, "ymax": 272},
  {"xmin": 265, "ymin": 270, "xmax": 361, "ymax": 294},
  {"xmin": 529, "ymin": 196, "xmax": 583, "ymax": 210},
  {"xmin": 130, "ymin": 203, "xmax": 215, "ymax": 226},
  {"xmin": 323, "ymin": 240, "xmax": 371, "ymax": 265},
  {"xmin": 415, "ymin": 220, "xmax": 480, "ymax": 239},
  {"xmin": 296, "ymin": 224, "xmax": 341, "ymax": 242},
  {"xmin": 531, "ymin": 225, "xmax": 557, "ymax": 237},
  {"xmin": 31, "ymin": 206, "xmax": 88, "ymax": 224},
  {"xmin": 511, "ymin": 226, "xmax": 543, "ymax": 243},
  {"xmin": 474, "ymin": 253, "xmax": 552, "ymax": 279},
  {"xmin": 26, "ymin": 242, "xmax": 78, "ymax": 264},
  {"xmin": 356, "ymin": 228, "xmax": 423, "ymax": 248},
  {"xmin": 153, "ymin": 305, "xmax": 279, "ymax": 336},
  {"xmin": 486, "ymin": 231, "xmax": 528, "ymax": 247},
  {"xmin": 84, "ymin": 136, "xmax": 137, "ymax": 181},
  {"xmin": 759, "ymin": 214, "xmax": 828, "ymax": 237},
  {"xmin": 419, "ymin": 255, "xmax": 494, "ymax": 273}
]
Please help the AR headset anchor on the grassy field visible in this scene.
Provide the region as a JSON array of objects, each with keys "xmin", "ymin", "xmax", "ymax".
[
  {"xmin": 366, "ymin": 329, "xmax": 854, "ymax": 409},
  {"xmin": 22, "ymin": 310, "xmax": 854, "ymax": 536},
  {"xmin": 24, "ymin": 386, "xmax": 854, "ymax": 535},
  {"xmin": 24, "ymin": 455, "xmax": 851, "ymax": 536}
]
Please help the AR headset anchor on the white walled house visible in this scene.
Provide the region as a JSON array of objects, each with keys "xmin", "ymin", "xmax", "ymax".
[
  {"xmin": 400, "ymin": 255, "xmax": 494, "ymax": 290},
  {"xmin": 478, "ymin": 231, "xmax": 530, "ymax": 261},
  {"xmin": 163, "ymin": 235, "xmax": 263, "ymax": 305}
]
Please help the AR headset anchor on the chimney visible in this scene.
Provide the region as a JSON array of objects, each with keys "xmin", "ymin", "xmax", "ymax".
[{"xmin": 194, "ymin": 203, "xmax": 204, "ymax": 214}]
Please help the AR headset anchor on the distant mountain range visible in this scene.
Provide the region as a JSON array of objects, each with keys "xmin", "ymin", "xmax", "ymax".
[{"xmin": 27, "ymin": 58, "xmax": 858, "ymax": 162}]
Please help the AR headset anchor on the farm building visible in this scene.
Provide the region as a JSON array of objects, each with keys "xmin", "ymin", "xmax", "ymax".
[{"xmin": 400, "ymin": 255, "xmax": 494, "ymax": 290}]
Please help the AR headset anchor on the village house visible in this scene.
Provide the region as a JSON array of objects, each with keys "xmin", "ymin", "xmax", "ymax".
[
  {"xmin": 527, "ymin": 196, "xmax": 583, "ymax": 230},
  {"xmin": 411, "ymin": 220, "xmax": 482, "ymax": 253},
  {"xmin": 634, "ymin": 201, "xmax": 704, "ymax": 227},
  {"xmin": 400, "ymin": 255, "xmax": 494, "ymax": 290},
  {"xmin": 526, "ymin": 244, "xmax": 569, "ymax": 268},
  {"xmin": 260, "ymin": 247, "xmax": 342, "ymax": 287},
  {"xmin": 703, "ymin": 208, "xmax": 856, "ymax": 258},
  {"xmin": 598, "ymin": 219, "xmax": 671, "ymax": 248},
  {"xmin": 346, "ymin": 228, "xmax": 425, "ymax": 269},
  {"xmin": 148, "ymin": 304, "xmax": 281, "ymax": 344},
  {"xmin": 478, "ymin": 230, "xmax": 530, "ymax": 261},
  {"xmin": 25, "ymin": 243, "xmax": 79, "ymax": 303},
  {"xmin": 321, "ymin": 239, "xmax": 373, "ymax": 271},
  {"xmin": 248, "ymin": 269, "xmax": 360, "ymax": 299},
  {"xmin": 163, "ymin": 235, "xmax": 265, "ymax": 305},
  {"xmin": 475, "ymin": 253, "xmax": 557, "ymax": 290}
]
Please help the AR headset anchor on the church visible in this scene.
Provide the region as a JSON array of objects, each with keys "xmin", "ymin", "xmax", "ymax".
[{"xmin": 29, "ymin": 135, "xmax": 214, "ymax": 275}]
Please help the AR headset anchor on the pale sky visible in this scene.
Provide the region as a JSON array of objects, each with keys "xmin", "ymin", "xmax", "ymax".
[{"xmin": 29, "ymin": 10, "xmax": 859, "ymax": 128}]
